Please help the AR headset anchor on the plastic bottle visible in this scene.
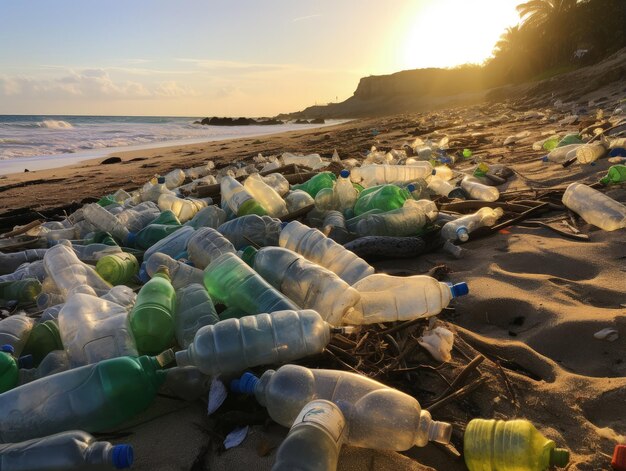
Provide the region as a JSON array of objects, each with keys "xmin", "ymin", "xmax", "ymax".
[
  {"xmin": 82, "ymin": 203, "xmax": 130, "ymax": 242},
  {"xmin": 291, "ymin": 172, "xmax": 337, "ymax": 198},
  {"xmin": 129, "ymin": 267, "xmax": 176, "ymax": 355},
  {"xmin": 43, "ymin": 243, "xmax": 112, "ymax": 299},
  {"xmin": 350, "ymin": 163, "xmax": 433, "ymax": 187},
  {"xmin": 464, "ymin": 419, "xmax": 570, "ymax": 470},
  {"xmin": 355, "ymin": 200, "xmax": 437, "ymax": 237},
  {"xmin": 187, "ymin": 227, "xmax": 236, "ymax": 269},
  {"xmin": 220, "ymin": 175, "xmax": 267, "ymax": 216},
  {"xmin": 162, "ymin": 366, "xmax": 211, "ymax": 401},
  {"xmin": 427, "ymin": 177, "xmax": 464, "ymax": 198},
  {"xmin": 556, "ymin": 133, "xmax": 582, "ymax": 147},
  {"xmin": 72, "ymin": 243, "xmax": 123, "ymax": 265},
  {"xmin": 261, "ymin": 173, "xmax": 290, "ymax": 196},
  {"xmin": 0, "ymin": 345, "xmax": 18, "ymax": 393},
  {"xmin": 575, "ymin": 142, "xmax": 608, "ymax": 164},
  {"xmin": 59, "ymin": 293, "xmax": 138, "ymax": 367},
  {"xmin": 0, "ymin": 249, "xmax": 47, "ymax": 276},
  {"xmin": 140, "ymin": 176, "xmax": 175, "ymax": 203},
  {"xmin": 250, "ymin": 247, "xmax": 361, "ymax": 325},
  {"xmin": 285, "ymin": 190, "xmax": 315, "ymax": 213},
  {"xmin": 314, "ymin": 170, "xmax": 358, "ymax": 212},
  {"xmin": 217, "ymin": 215, "xmax": 282, "ymax": 249},
  {"xmin": 600, "ymin": 165, "xmax": 626, "ymax": 185},
  {"xmin": 157, "ymin": 194, "xmax": 207, "ymax": 223},
  {"xmin": 279, "ymin": 221, "xmax": 374, "ymax": 285},
  {"xmin": 244, "ymin": 173, "xmax": 289, "ymax": 217},
  {"xmin": 184, "ymin": 205, "xmax": 227, "ymax": 230},
  {"xmin": 353, "ymin": 184, "xmax": 412, "ymax": 216},
  {"xmin": 232, "ymin": 364, "xmax": 452, "ymax": 450},
  {"xmin": 562, "ymin": 182, "xmax": 626, "ymax": 231},
  {"xmin": 22, "ymin": 320, "xmax": 62, "ymax": 365},
  {"xmin": 145, "ymin": 253, "xmax": 204, "ymax": 289},
  {"xmin": 0, "ymin": 314, "xmax": 35, "ymax": 356},
  {"xmin": 18, "ymin": 350, "xmax": 70, "ymax": 385},
  {"xmin": 142, "ymin": 225, "xmax": 195, "ymax": 262},
  {"xmin": 282, "ymin": 152, "xmax": 326, "ymax": 169},
  {"xmin": 0, "ymin": 354, "xmax": 168, "ymax": 442},
  {"xmin": 184, "ymin": 161, "xmax": 214, "ymax": 180},
  {"xmin": 0, "ymin": 430, "xmax": 134, "ymax": 470},
  {"xmin": 96, "ymin": 252, "xmax": 139, "ymax": 285},
  {"xmin": 431, "ymin": 165, "xmax": 454, "ymax": 180},
  {"xmin": 162, "ymin": 168, "xmax": 186, "ymax": 189},
  {"xmin": 345, "ymin": 274, "xmax": 468, "ymax": 324},
  {"xmin": 176, "ymin": 310, "xmax": 332, "ymax": 376},
  {"xmin": 322, "ymin": 210, "xmax": 349, "ymax": 243},
  {"xmin": 272, "ymin": 399, "xmax": 345, "ymax": 471},
  {"xmin": 116, "ymin": 201, "xmax": 161, "ymax": 233},
  {"xmin": 441, "ymin": 207, "xmax": 505, "ymax": 242},
  {"xmin": 203, "ymin": 252, "xmax": 299, "ymax": 314},
  {"xmin": 218, "ymin": 305, "xmax": 249, "ymax": 321},
  {"xmin": 0, "ymin": 279, "xmax": 42, "ymax": 305},
  {"xmin": 175, "ymin": 284, "xmax": 219, "ymax": 348},
  {"xmin": 461, "ymin": 176, "xmax": 499, "ymax": 202},
  {"xmin": 546, "ymin": 144, "xmax": 583, "ymax": 163},
  {"xmin": 126, "ymin": 223, "xmax": 182, "ymax": 250}
]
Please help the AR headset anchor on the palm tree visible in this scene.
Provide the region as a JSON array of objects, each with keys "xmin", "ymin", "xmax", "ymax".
[{"xmin": 516, "ymin": 0, "xmax": 580, "ymax": 29}]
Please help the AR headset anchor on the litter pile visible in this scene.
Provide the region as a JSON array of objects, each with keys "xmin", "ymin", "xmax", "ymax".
[{"xmin": 0, "ymin": 102, "xmax": 625, "ymax": 470}]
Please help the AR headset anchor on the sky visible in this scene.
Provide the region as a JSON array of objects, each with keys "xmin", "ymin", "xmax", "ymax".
[{"xmin": 0, "ymin": 0, "xmax": 523, "ymax": 117}]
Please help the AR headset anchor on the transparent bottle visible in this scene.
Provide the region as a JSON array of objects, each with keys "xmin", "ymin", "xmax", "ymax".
[
  {"xmin": 575, "ymin": 143, "xmax": 608, "ymax": 164},
  {"xmin": 175, "ymin": 283, "xmax": 219, "ymax": 348},
  {"xmin": 562, "ymin": 182, "xmax": 626, "ymax": 231},
  {"xmin": 145, "ymin": 252, "xmax": 204, "ymax": 289},
  {"xmin": 142, "ymin": 225, "xmax": 195, "ymax": 262},
  {"xmin": 233, "ymin": 364, "xmax": 452, "ymax": 450},
  {"xmin": 431, "ymin": 165, "xmax": 454, "ymax": 180},
  {"xmin": 116, "ymin": 201, "xmax": 161, "ymax": 233},
  {"xmin": 129, "ymin": 267, "xmax": 176, "ymax": 355},
  {"xmin": 163, "ymin": 168, "xmax": 186, "ymax": 189},
  {"xmin": 0, "ymin": 354, "xmax": 167, "ymax": 442},
  {"xmin": 314, "ymin": 170, "xmax": 358, "ymax": 212},
  {"xmin": 184, "ymin": 205, "xmax": 227, "ymax": 230},
  {"xmin": 427, "ymin": 177, "xmax": 456, "ymax": 197},
  {"xmin": 72, "ymin": 244, "xmax": 123, "ymax": 265},
  {"xmin": 285, "ymin": 190, "xmax": 315, "ymax": 213},
  {"xmin": 157, "ymin": 194, "xmax": 207, "ymax": 223},
  {"xmin": 176, "ymin": 310, "xmax": 332, "ymax": 376},
  {"xmin": 217, "ymin": 215, "xmax": 282, "ymax": 249},
  {"xmin": 282, "ymin": 152, "xmax": 325, "ymax": 169},
  {"xmin": 279, "ymin": 221, "xmax": 374, "ymax": 285},
  {"xmin": 220, "ymin": 175, "xmax": 267, "ymax": 216},
  {"xmin": 272, "ymin": 399, "xmax": 345, "ymax": 471},
  {"xmin": 355, "ymin": 200, "xmax": 436, "ymax": 237},
  {"xmin": 350, "ymin": 163, "xmax": 433, "ymax": 187},
  {"xmin": 461, "ymin": 176, "xmax": 499, "ymax": 202},
  {"xmin": 96, "ymin": 252, "xmax": 139, "ymax": 285},
  {"xmin": 0, "ymin": 279, "xmax": 42, "ymax": 305},
  {"xmin": 82, "ymin": 204, "xmax": 130, "ymax": 242},
  {"xmin": 139, "ymin": 177, "xmax": 175, "ymax": 203},
  {"xmin": 203, "ymin": 252, "xmax": 299, "ymax": 314},
  {"xmin": 322, "ymin": 210, "xmax": 349, "ymax": 243},
  {"xmin": 18, "ymin": 350, "xmax": 70, "ymax": 385},
  {"xmin": 187, "ymin": 227, "xmax": 236, "ymax": 269},
  {"xmin": 261, "ymin": 173, "xmax": 290, "ymax": 196},
  {"xmin": 251, "ymin": 247, "xmax": 361, "ymax": 325},
  {"xmin": 0, "ymin": 314, "xmax": 35, "ymax": 356},
  {"xmin": 0, "ymin": 249, "xmax": 47, "ymax": 276},
  {"xmin": 59, "ymin": 293, "xmax": 138, "ymax": 367},
  {"xmin": 346, "ymin": 274, "xmax": 468, "ymax": 324},
  {"xmin": 244, "ymin": 173, "xmax": 288, "ymax": 217},
  {"xmin": 441, "ymin": 207, "xmax": 504, "ymax": 242},
  {"xmin": 43, "ymin": 243, "xmax": 112, "ymax": 299},
  {"xmin": 546, "ymin": 144, "xmax": 582, "ymax": 163},
  {"xmin": 464, "ymin": 419, "xmax": 570, "ymax": 471},
  {"xmin": 184, "ymin": 162, "xmax": 215, "ymax": 180}
]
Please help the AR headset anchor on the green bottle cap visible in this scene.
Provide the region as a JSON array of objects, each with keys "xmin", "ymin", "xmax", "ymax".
[{"xmin": 550, "ymin": 448, "xmax": 570, "ymax": 467}]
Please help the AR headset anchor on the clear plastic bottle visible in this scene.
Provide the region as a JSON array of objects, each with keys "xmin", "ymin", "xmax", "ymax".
[
  {"xmin": 203, "ymin": 252, "xmax": 299, "ymax": 314},
  {"xmin": 431, "ymin": 165, "xmax": 454, "ymax": 180},
  {"xmin": 18, "ymin": 350, "xmax": 70, "ymax": 385},
  {"xmin": 461, "ymin": 177, "xmax": 499, "ymax": 202},
  {"xmin": 0, "ymin": 315, "xmax": 35, "ymax": 356},
  {"xmin": 322, "ymin": 210, "xmax": 349, "ymax": 243},
  {"xmin": 427, "ymin": 177, "xmax": 456, "ymax": 197},
  {"xmin": 546, "ymin": 144, "xmax": 582, "ymax": 163},
  {"xmin": 184, "ymin": 205, "xmax": 227, "ymax": 230},
  {"xmin": 279, "ymin": 221, "xmax": 374, "ymax": 285},
  {"xmin": 163, "ymin": 168, "xmax": 186, "ymax": 189},
  {"xmin": 145, "ymin": 252, "xmax": 204, "ymax": 289},
  {"xmin": 250, "ymin": 247, "xmax": 361, "ymax": 325},
  {"xmin": 217, "ymin": 215, "xmax": 282, "ymax": 249},
  {"xmin": 0, "ymin": 260, "xmax": 46, "ymax": 283},
  {"xmin": 187, "ymin": 227, "xmax": 236, "ymax": 269},
  {"xmin": 72, "ymin": 243, "xmax": 123, "ymax": 265},
  {"xmin": 184, "ymin": 162, "xmax": 215, "ymax": 180},
  {"xmin": 58, "ymin": 293, "xmax": 138, "ymax": 367},
  {"xmin": 220, "ymin": 175, "xmax": 267, "ymax": 216},
  {"xmin": 116, "ymin": 201, "xmax": 161, "ymax": 233},
  {"xmin": 175, "ymin": 283, "xmax": 219, "ymax": 348},
  {"xmin": 464, "ymin": 419, "xmax": 570, "ymax": 471},
  {"xmin": 441, "ymin": 207, "xmax": 504, "ymax": 242},
  {"xmin": 0, "ymin": 249, "xmax": 48, "ymax": 276},
  {"xmin": 244, "ymin": 173, "xmax": 289, "ymax": 217},
  {"xmin": 129, "ymin": 267, "xmax": 176, "ymax": 355},
  {"xmin": 139, "ymin": 177, "xmax": 175, "ymax": 203},
  {"xmin": 176, "ymin": 310, "xmax": 332, "ymax": 376},
  {"xmin": 285, "ymin": 190, "xmax": 315, "ymax": 213},
  {"xmin": 272, "ymin": 399, "xmax": 345, "ymax": 471},
  {"xmin": 350, "ymin": 163, "xmax": 433, "ymax": 187},
  {"xmin": 282, "ymin": 152, "xmax": 326, "ymax": 169},
  {"xmin": 346, "ymin": 274, "xmax": 468, "ymax": 324},
  {"xmin": 233, "ymin": 364, "xmax": 452, "ymax": 450},
  {"xmin": 562, "ymin": 182, "xmax": 626, "ymax": 231},
  {"xmin": 96, "ymin": 252, "xmax": 139, "ymax": 285},
  {"xmin": 355, "ymin": 200, "xmax": 437, "ymax": 237},
  {"xmin": 157, "ymin": 194, "xmax": 207, "ymax": 223},
  {"xmin": 82, "ymin": 204, "xmax": 130, "ymax": 242},
  {"xmin": 142, "ymin": 225, "xmax": 195, "ymax": 262},
  {"xmin": 261, "ymin": 173, "xmax": 290, "ymax": 196},
  {"xmin": 43, "ymin": 243, "xmax": 112, "ymax": 299},
  {"xmin": 314, "ymin": 170, "xmax": 358, "ymax": 212},
  {"xmin": 0, "ymin": 430, "xmax": 134, "ymax": 470},
  {"xmin": 0, "ymin": 354, "xmax": 167, "ymax": 442},
  {"xmin": 575, "ymin": 142, "xmax": 608, "ymax": 164}
]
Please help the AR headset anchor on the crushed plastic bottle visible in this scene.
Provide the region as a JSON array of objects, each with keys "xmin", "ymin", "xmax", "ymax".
[
  {"xmin": 217, "ymin": 214, "xmax": 282, "ymax": 249},
  {"xmin": 562, "ymin": 182, "xmax": 626, "ymax": 231},
  {"xmin": 187, "ymin": 227, "xmax": 236, "ymax": 269},
  {"xmin": 282, "ymin": 152, "xmax": 327, "ymax": 169},
  {"xmin": 260, "ymin": 173, "xmax": 290, "ymax": 196},
  {"xmin": 116, "ymin": 202, "xmax": 161, "ymax": 233},
  {"xmin": 0, "ymin": 315, "xmax": 35, "ymax": 356},
  {"xmin": 285, "ymin": 190, "xmax": 315, "ymax": 213},
  {"xmin": 82, "ymin": 203, "xmax": 130, "ymax": 242},
  {"xmin": 220, "ymin": 175, "xmax": 268, "ymax": 216},
  {"xmin": 0, "ymin": 249, "xmax": 48, "ymax": 276},
  {"xmin": 314, "ymin": 170, "xmax": 358, "ymax": 212},
  {"xmin": 18, "ymin": 350, "xmax": 69, "ymax": 385},
  {"xmin": 175, "ymin": 283, "xmax": 219, "ymax": 348},
  {"xmin": 244, "ymin": 173, "xmax": 288, "ymax": 217},
  {"xmin": 441, "ymin": 207, "xmax": 504, "ymax": 242},
  {"xmin": 157, "ymin": 194, "xmax": 207, "ymax": 223},
  {"xmin": 145, "ymin": 252, "xmax": 204, "ymax": 289},
  {"xmin": 22, "ymin": 319, "xmax": 62, "ymax": 365},
  {"xmin": 184, "ymin": 205, "xmax": 227, "ymax": 230}
]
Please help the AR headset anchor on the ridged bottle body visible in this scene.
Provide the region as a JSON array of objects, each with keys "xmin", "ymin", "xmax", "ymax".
[
  {"xmin": 0, "ymin": 315, "xmax": 35, "ymax": 356},
  {"xmin": 355, "ymin": 201, "xmax": 431, "ymax": 237},
  {"xmin": 220, "ymin": 176, "xmax": 267, "ymax": 216},
  {"xmin": 244, "ymin": 173, "xmax": 288, "ymax": 217},
  {"xmin": 461, "ymin": 177, "xmax": 499, "ymax": 202},
  {"xmin": 350, "ymin": 163, "xmax": 432, "ymax": 187},
  {"xmin": 157, "ymin": 194, "xmax": 207, "ymax": 223},
  {"xmin": 175, "ymin": 284, "xmax": 219, "ymax": 348},
  {"xmin": 96, "ymin": 252, "xmax": 139, "ymax": 285},
  {"xmin": 145, "ymin": 253, "xmax": 204, "ymax": 289},
  {"xmin": 82, "ymin": 204, "xmax": 130, "ymax": 242},
  {"xmin": 187, "ymin": 227, "xmax": 236, "ymax": 269},
  {"xmin": 116, "ymin": 201, "xmax": 161, "ymax": 232},
  {"xmin": 142, "ymin": 225, "xmax": 195, "ymax": 262},
  {"xmin": 562, "ymin": 182, "xmax": 626, "ymax": 231},
  {"xmin": 217, "ymin": 215, "xmax": 282, "ymax": 249}
]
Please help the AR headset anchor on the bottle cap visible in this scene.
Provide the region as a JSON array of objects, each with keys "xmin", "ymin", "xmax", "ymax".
[
  {"xmin": 450, "ymin": 282, "xmax": 469, "ymax": 298},
  {"xmin": 541, "ymin": 156, "xmax": 549, "ymax": 162},
  {"xmin": 230, "ymin": 372, "xmax": 259, "ymax": 394},
  {"xmin": 456, "ymin": 226, "xmax": 470, "ymax": 242},
  {"xmin": 157, "ymin": 177, "xmax": 166, "ymax": 184},
  {"xmin": 431, "ymin": 169, "xmax": 437, "ymax": 175},
  {"xmin": 550, "ymin": 447, "xmax": 570, "ymax": 468},
  {"xmin": 112, "ymin": 444, "xmax": 134, "ymax": 469},
  {"xmin": 18, "ymin": 354, "xmax": 34, "ymax": 369},
  {"xmin": 612, "ymin": 444, "xmax": 626, "ymax": 471},
  {"xmin": 0, "ymin": 344, "xmax": 14, "ymax": 354},
  {"xmin": 407, "ymin": 184, "xmax": 416, "ymax": 193},
  {"xmin": 339, "ymin": 170, "xmax": 350, "ymax": 178}
]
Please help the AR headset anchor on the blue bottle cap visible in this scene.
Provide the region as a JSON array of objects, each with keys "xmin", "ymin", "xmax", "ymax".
[
  {"xmin": 339, "ymin": 170, "xmax": 350, "ymax": 178},
  {"xmin": 407, "ymin": 184, "xmax": 416, "ymax": 193},
  {"xmin": 138, "ymin": 262, "xmax": 150, "ymax": 284},
  {"xmin": 1, "ymin": 344, "xmax": 14, "ymax": 354},
  {"xmin": 18, "ymin": 354, "xmax": 34, "ymax": 369},
  {"xmin": 230, "ymin": 372, "xmax": 259, "ymax": 394},
  {"xmin": 112, "ymin": 444, "xmax": 134, "ymax": 469},
  {"xmin": 541, "ymin": 156, "xmax": 548, "ymax": 162},
  {"xmin": 450, "ymin": 282, "xmax": 469, "ymax": 298},
  {"xmin": 157, "ymin": 177, "xmax": 166, "ymax": 184}
]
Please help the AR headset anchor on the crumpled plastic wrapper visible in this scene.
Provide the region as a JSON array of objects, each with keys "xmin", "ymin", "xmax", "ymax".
[{"xmin": 418, "ymin": 326, "xmax": 454, "ymax": 363}]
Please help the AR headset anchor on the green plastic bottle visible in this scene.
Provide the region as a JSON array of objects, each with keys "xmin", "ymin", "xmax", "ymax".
[
  {"xmin": 150, "ymin": 209, "xmax": 181, "ymax": 226},
  {"xmin": 130, "ymin": 267, "xmax": 176, "ymax": 355},
  {"xmin": 22, "ymin": 321, "xmax": 63, "ymax": 366},
  {"xmin": 556, "ymin": 133, "xmax": 582, "ymax": 148},
  {"xmin": 218, "ymin": 305, "xmax": 249, "ymax": 320},
  {"xmin": 0, "ymin": 345, "xmax": 18, "ymax": 393},
  {"xmin": 353, "ymin": 184, "xmax": 411, "ymax": 216},
  {"xmin": 542, "ymin": 136, "xmax": 560, "ymax": 151},
  {"xmin": 0, "ymin": 279, "xmax": 42, "ymax": 306},
  {"xmin": 600, "ymin": 164, "xmax": 626, "ymax": 185},
  {"xmin": 291, "ymin": 172, "xmax": 337, "ymax": 198},
  {"xmin": 96, "ymin": 252, "xmax": 139, "ymax": 285},
  {"xmin": 127, "ymin": 224, "xmax": 182, "ymax": 250},
  {"xmin": 84, "ymin": 232, "xmax": 118, "ymax": 246},
  {"xmin": 96, "ymin": 195, "xmax": 117, "ymax": 207},
  {"xmin": 464, "ymin": 419, "xmax": 570, "ymax": 471}
]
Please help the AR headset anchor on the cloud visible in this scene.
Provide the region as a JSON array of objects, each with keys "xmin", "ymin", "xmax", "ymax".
[
  {"xmin": 154, "ymin": 80, "xmax": 198, "ymax": 97},
  {"xmin": 292, "ymin": 14, "xmax": 322, "ymax": 22},
  {"xmin": 176, "ymin": 58, "xmax": 289, "ymax": 75}
]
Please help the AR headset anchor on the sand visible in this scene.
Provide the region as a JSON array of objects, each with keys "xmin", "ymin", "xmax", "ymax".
[{"xmin": 0, "ymin": 97, "xmax": 625, "ymax": 470}]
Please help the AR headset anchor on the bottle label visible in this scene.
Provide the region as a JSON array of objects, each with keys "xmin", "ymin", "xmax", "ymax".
[{"xmin": 292, "ymin": 400, "xmax": 345, "ymax": 443}]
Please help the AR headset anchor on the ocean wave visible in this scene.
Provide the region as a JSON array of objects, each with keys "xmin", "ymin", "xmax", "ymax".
[{"xmin": 39, "ymin": 120, "xmax": 74, "ymax": 129}]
